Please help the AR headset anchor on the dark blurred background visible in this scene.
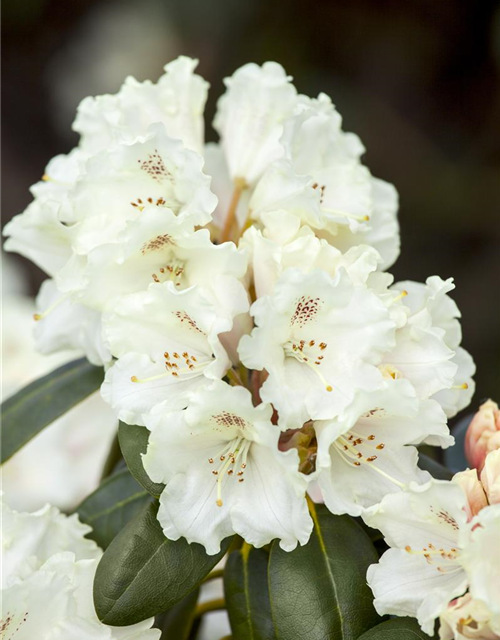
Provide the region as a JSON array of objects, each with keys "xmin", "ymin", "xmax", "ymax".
[{"xmin": 2, "ymin": 0, "xmax": 500, "ymax": 418}]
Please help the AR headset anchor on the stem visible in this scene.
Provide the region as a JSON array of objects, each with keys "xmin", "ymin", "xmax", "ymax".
[
  {"xmin": 221, "ymin": 179, "xmax": 246, "ymax": 243},
  {"xmin": 194, "ymin": 598, "xmax": 226, "ymax": 619},
  {"xmin": 226, "ymin": 367, "xmax": 244, "ymax": 387},
  {"xmin": 100, "ymin": 432, "xmax": 122, "ymax": 480},
  {"xmin": 202, "ymin": 568, "xmax": 225, "ymax": 583}
]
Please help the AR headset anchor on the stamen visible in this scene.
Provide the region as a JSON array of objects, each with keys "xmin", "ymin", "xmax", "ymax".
[
  {"xmin": 213, "ymin": 438, "xmax": 251, "ymax": 507},
  {"xmin": 41, "ymin": 174, "xmax": 71, "ymax": 186},
  {"xmin": 33, "ymin": 293, "xmax": 71, "ymax": 321},
  {"xmin": 320, "ymin": 206, "xmax": 370, "ymax": 222},
  {"xmin": 284, "ymin": 341, "xmax": 333, "ymax": 392},
  {"xmin": 452, "ymin": 383, "xmax": 469, "ymax": 390},
  {"xmin": 335, "ymin": 435, "xmax": 405, "ymax": 488},
  {"xmin": 131, "ymin": 357, "xmax": 210, "ymax": 383},
  {"xmin": 404, "ymin": 545, "xmax": 461, "ymax": 572},
  {"xmin": 392, "ymin": 290, "xmax": 408, "ymax": 303}
]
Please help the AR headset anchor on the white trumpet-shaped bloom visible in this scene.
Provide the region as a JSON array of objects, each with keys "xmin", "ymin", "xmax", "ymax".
[
  {"xmin": 238, "ymin": 268, "xmax": 397, "ymax": 428},
  {"xmin": 391, "ymin": 276, "xmax": 475, "ymax": 417},
  {"xmin": 3, "ymin": 149, "xmax": 86, "ymax": 276},
  {"xmin": 1, "ymin": 501, "xmax": 159, "ymax": 639},
  {"xmin": 142, "ymin": 380, "xmax": 312, "ymax": 555},
  {"xmin": 34, "ymin": 279, "xmax": 111, "ymax": 366},
  {"xmin": 241, "ymin": 209, "xmax": 381, "ymax": 298},
  {"xmin": 249, "ymin": 94, "xmax": 400, "ymax": 269},
  {"xmin": 363, "ymin": 480, "xmax": 500, "ymax": 636},
  {"xmin": 76, "ymin": 208, "xmax": 248, "ymax": 315},
  {"xmin": 74, "ymin": 56, "xmax": 209, "ymax": 155},
  {"xmin": 101, "ymin": 282, "xmax": 235, "ymax": 425},
  {"xmin": 65, "ymin": 124, "xmax": 216, "ymax": 256},
  {"xmin": 314, "ymin": 378, "xmax": 452, "ymax": 516},
  {"xmin": 213, "ymin": 62, "xmax": 298, "ymax": 186}
]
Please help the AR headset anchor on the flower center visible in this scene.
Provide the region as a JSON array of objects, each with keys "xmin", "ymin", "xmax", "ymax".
[
  {"xmin": 131, "ymin": 351, "xmax": 211, "ymax": 384},
  {"xmin": 208, "ymin": 436, "xmax": 252, "ymax": 507},
  {"xmin": 404, "ymin": 542, "xmax": 460, "ymax": 574},
  {"xmin": 283, "ymin": 339, "xmax": 333, "ymax": 392},
  {"xmin": 333, "ymin": 429, "xmax": 407, "ymax": 488},
  {"xmin": 151, "ymin": 258, "xmax": 186, "ymax": 287}
]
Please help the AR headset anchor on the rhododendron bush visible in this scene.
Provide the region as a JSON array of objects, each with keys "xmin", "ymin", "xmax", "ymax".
[{"xmin": 2, "ymin": 57, "xmax": 499, "ymax": 640}]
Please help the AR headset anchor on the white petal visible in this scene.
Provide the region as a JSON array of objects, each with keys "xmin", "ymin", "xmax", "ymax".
[
  {"xmin": 214, "ymin": 62, "xmax": 298, "ymax": 185},
  {"xmin": 362, "ymin": 480, "xmax": 467, "ymax": 551},
  {"xmin": 2, "ymin": 501, "xmax": 100, "ymax": 589},
  {"xmin": 460, "ymin": 504, "xmax": 500, "ymax": 616},
  {"xmin": 367, "ymin": 548, "xmax": 468, "ymax": 635},
  {"xmin": 74, "ymin": 55, "xmax": 208, "ymax": 155},
  {"xmin": 34, "ymin": 280, "xmax": 110, "ymax": 366},
  {"xmin": 230, "ymin": 443, "xmax": 312, "ymax": 551}
]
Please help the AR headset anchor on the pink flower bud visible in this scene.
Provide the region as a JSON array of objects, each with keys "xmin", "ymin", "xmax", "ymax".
[
  {"xmin": 481, "ymin": 449, "xmax": 500, "ymax": 505},
  {"xmin": 464, "ymin": 399, "xmax": 500, "ymax": 471},
  {"xmin": 452, "ymin": 469, "xmax": 487, "ymax": 520}
]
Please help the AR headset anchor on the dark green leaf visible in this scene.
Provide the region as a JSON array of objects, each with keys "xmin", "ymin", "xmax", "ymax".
[
  {"xmin": 224, "ymin": 546, "xmax": 276, "ymax": 640},
  {"xmin": 268, "ymin": 504, "xmax": 379, "ymax": 640},
  {"xmin": 358, "ymin": 617, "xmax": 437, "ymax": 639},
  {"xmin": 118, "ymin": 421, "xmax": 164, "ymax": 498},
  {"xmin": 77, "ymin": 468, "xmax": 151, "ymax": 549},
  {"xmin": 418, "ymin": 453, "xmax": 453, "ymax": 480},
  {"xmin": 1, "ymin": 358, "xmax": 104, "ymax": 464},
  {"xmin": 157, "ymin": 588, "xmax": 200, "ymax": 640},
  {"xmin": 93, "ymin": 501, "xmax": 233, "ymax": 626}
]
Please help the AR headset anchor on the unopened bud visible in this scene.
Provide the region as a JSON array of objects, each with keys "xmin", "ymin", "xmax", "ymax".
[{"xmin": 464, "ymin": 399, "xmax": 500, "ymax": 471}]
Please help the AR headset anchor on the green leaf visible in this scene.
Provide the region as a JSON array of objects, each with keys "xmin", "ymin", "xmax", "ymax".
[
  {"xmin": 118, "ymin": 421, "xmax": 164, "ymax": 498},
  {"xmin": 358, "ymin": 617, "xmax": 437, "ymax": 639},
  {"xmin": 93, "ymin": 501, "xmax": 233, "ymax": 626},
  {"xmin": 1, "ymin": 358, "xmax": 104, "ymax": 464},
  {"xmin": 418, "ymin": 453, "xmax": 453, "ymax": 480},
  {"xmin": 268, "ymin": 503, "xmax": 379, "ymax": 640},
  {"xmin": 224, "ymin": 545, "xmax": 276, "ymax": 640},
  {"xmin": 157, "ymin": 588, "xmax": 200, "ymax": 640},
  {"xmin": 77, "ymin": 468, "xmax": 152, "ymax": 549}
]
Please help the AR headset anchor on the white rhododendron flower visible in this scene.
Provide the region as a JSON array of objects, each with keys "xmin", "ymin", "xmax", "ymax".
[
  {"xmin": 102, "ymin": 282, "xmax": 241, "ymax": 425},
  {"xmin": 142, "ymin": 380, "xmax": 312, "ymax": 555},
  {"xmin": 241, "ymin": 209, "xmax": 381, "ymax": 298},
  {"xmin": 392, "ymin": 276, "xmax": 476, "ymax": 417},
  {"xmin": 61, "ymin": 123, "xmax": 216, "ymax": 257},
  {"xmin": 213, "ymin": 61, "xmax": 298, "ymax": 186},
  {"xmin": 239, "ymin": 267, "xmax": 397, "ymax": 428},
  {"xmin": 79, "ymin": 212, "xmax": 248, "ymax": 315},
  {"xmin": 363, "ymin": 480, "xmax": 500, "ymax": 636},
  {"xmin": 34, "ymin": 279, "xmax": 111, "ymax": 366},
  {"xmin": 1, "ymin": 501, "xmax": 159, "ymax": 639},
  {"xmin": 459, "ymin": 504, "xmax": 500, "ymax": 624},
  {"xmin": 313, "ymin": 379, "xmax": 452, "ymax": 516},
  {"xmin": 74, "ymin": 56, "xmax": 209, "ymax": 155}
]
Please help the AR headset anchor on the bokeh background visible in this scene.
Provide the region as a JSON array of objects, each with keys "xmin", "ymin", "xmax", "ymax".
[{"xmin": 3, "ymin": 0, "xmax": 500, "ymax": 420}]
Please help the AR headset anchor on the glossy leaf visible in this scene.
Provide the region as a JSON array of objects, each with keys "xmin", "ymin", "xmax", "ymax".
[
  {"xmin": 77, "ymin": 468, "xmax": 151, "ymax": 549},
  {"xmin": 93, "ymin": 501, "xmax": 232, "ymax": 626},
  {"xmin": 157, "ymin": 588, "xmax": 200, "ymax": 640},
  {"xmin": 1, "ymin": 358, "xmax": 104, "ymax": 463},
  {"xmin": 118, "ymin": 421, "xmax": 164, "ymax": 498},
  {"xmin": 224, "ymin": 546, "xmax": 276, "ymax": 640},
  {"xmin": 268, "ymin": 504, "xmax": 379, "ymax": 640},
  {"xmin": 358, "ymin": 617, "xmax": 437, "ymax": 639}
]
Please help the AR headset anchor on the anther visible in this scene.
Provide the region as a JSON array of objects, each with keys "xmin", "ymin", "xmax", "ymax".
[{"xmin": 392, "ymin": 290, "xmax": 408, "ymax": 303}]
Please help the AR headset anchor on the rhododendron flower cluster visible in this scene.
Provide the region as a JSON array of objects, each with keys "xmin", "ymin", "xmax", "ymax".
[{"xmin": 4, "ymin": 57, "xmax": 495, "ymax": 640}]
